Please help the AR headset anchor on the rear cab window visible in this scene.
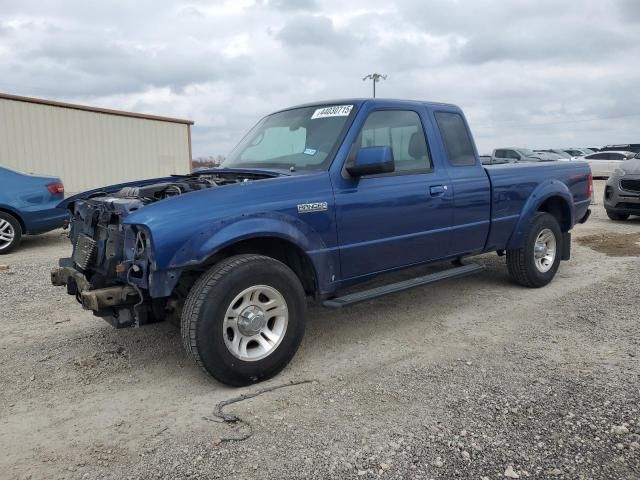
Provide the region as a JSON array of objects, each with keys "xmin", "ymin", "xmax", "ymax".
[{"xmin": 434, "ymin": 111, "xmax": 476, "ymax": 166}]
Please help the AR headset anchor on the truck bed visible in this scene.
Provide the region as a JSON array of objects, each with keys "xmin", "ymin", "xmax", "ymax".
[{"xmin": 484, "ymin": 161, "xmax": 592, "ymax": 251}]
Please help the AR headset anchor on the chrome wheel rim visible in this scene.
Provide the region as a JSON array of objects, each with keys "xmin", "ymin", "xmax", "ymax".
[
  {"xmin": 223, "ymin": 285, "xmax": 288, "ymax": 362},
  {"xmin": 533, "ymin": 228, "xmax": 556, "ymax": 273},
  {"xmin": 0, "ymin": 219, "xmax": 15, "ymax": 250}
]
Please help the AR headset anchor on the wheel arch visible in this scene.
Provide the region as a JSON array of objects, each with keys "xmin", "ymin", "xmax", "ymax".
[
  {"xmin": 0, "ymin": 205, "xmax": 26, "ymax": 233},
  {"xmin": 506, "ymin": 182, "xmax": 574, "ymax": 250},
  {"xmin": 199, "ymin": 235, "xmax": 320, "ymax": 297},
  {"xmin": 537, "ymin": 195, "xmax": 572, "ymax": 232}
]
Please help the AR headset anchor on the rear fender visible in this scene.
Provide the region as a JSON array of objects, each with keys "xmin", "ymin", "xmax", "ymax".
[{"xmin": 506, "ymin": 180, "xmax": 574, "ymax": 250}]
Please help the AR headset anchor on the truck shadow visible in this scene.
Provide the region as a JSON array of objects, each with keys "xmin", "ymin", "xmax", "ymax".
[{"xmin": 36, "ymin": 254, "xmax": 518, "ymax": 390}]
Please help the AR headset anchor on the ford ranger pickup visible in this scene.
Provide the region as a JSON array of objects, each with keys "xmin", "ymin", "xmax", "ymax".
[{"xmin": 51, "ymin": 99, "xmax": 592, "ymax": 386}]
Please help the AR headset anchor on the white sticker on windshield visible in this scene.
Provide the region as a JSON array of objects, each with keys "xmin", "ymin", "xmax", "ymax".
[
  {"xmin": 311, "ymin": 105, "xmax": 353, "ymax": 119},
  {"xmin": 303, "ymin": 148, "xmax": 317, "ymax": 155}
]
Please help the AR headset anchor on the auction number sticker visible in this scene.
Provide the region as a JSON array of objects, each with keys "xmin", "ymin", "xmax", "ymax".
[{"xmin": 311, "ymin": 105, "xmax": 353, "ymax": 119}]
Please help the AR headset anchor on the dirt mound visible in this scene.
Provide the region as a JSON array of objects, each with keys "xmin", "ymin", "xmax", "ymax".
[{"xmin": 577, "ymin": 232, "xmax": 640, "ymax": 256}]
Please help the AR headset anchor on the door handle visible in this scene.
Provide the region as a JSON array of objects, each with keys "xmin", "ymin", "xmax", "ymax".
[{"xmin": 429, "ymin": 185, "xmax": 447, "ymax": 196}]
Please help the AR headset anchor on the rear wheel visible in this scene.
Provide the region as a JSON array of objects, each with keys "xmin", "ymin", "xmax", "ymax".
[
  {"xmin": 606, "ymin": 210, "xmax": 629, "ymax": 221},
  {"xmin": 0, "ymin": 212, "xmax": 22, "ymax": 254},
  {"xmin": 506, "ymin": 212, "xmax": 562, "ymax": 288},
  {"xmin": 181, "ymin": 254, "xmax": 307, "ymax": 386}
]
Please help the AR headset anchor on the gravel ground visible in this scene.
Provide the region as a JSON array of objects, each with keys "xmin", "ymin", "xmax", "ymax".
[{"xmin": 1, "ymin": 180, "xmax": 639, "ymax": 480}]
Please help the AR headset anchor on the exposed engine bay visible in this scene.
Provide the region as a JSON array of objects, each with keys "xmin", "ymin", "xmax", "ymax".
[{"xmin": 86, "ymin": 171, "xmax": 268, "ymax": 205}]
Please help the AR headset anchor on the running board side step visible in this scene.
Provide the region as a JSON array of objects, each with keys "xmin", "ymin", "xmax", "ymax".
[{"xmin": 322, "ymin": 263, "xmax": 483, "ymax": 309}]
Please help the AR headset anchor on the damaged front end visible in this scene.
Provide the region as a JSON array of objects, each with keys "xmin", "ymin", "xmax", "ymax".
[
  {"xmin": 51, "ymin": 195, "xmax": 158, "ymax": 328},
  {"xmin": 51, "ymin": 171, "xmax": 277, "ymax": 328}
]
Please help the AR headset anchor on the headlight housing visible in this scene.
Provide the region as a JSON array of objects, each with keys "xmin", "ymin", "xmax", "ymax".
[
  {"xmin": 612, "ymin": 168, "xmax": 626, "ymax": 178},
  {"xmin": 123, "ymin": 224, "xmax": 154, "ymax": 262}
]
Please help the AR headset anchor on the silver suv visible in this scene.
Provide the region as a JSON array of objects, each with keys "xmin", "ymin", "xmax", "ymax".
[{"xmin": 603, "ymin": 153, "xmax": 640, "ymax": 220}]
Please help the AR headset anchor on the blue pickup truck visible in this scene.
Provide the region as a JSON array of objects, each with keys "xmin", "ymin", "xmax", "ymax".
[{"xmin": 52, "ymin": 99, "xmax": 592, "ymax": 386}]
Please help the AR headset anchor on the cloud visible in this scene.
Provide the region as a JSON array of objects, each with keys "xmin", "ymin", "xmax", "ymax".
[
  {"xmin": 275, "ymin": 14, "xmax": 355, "ymax": 50},
  {"xmin": 0, "ymin": 0, "xmax": 638, "ymax": 157},
  {"xmin": 267, "ymin": 0, "xmax": 319, "ymax": 11},
  {"xmin": 617, "ymin": 0, "xmax": 640, "ymax": 22},
  {"xmin": 457, "ymin": 25, "xmax": 632, "ymax": 64},
  {"xmin": 1, "ymin": 17, "xmax": 252, "ymax": 97}
]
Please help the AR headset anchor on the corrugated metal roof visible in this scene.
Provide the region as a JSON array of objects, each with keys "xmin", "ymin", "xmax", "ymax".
[{"xmin": 0, "ymin": 92, "xmax": 194, "ymax": 125}]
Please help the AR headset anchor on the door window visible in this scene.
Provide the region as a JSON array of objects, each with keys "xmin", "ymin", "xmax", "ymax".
[
  {"xmin": 434, "ymin": 111, "xmax": 476, "ymax": 166},
  {"xmin": 355, "ymin": 110, "xmax": 432, "ymax": 173}
]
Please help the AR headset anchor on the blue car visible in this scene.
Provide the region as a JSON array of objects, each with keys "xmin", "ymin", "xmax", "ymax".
[{"xmin": 0, "ymin": 165, "xmax": 68, "ymax": 254}]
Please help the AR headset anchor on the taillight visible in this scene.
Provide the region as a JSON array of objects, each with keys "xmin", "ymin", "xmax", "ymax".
[
  {"xmin": 47, "ymin": 181, "xmax": 65, "ymax": 194},
  {"xmin": 587, "ymin": 173, "xmax": 593, "ymax": 198}
]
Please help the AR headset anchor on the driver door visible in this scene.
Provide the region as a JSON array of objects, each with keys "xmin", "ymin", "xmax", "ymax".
[{"xmin": 332, "ymin": 107, "xmax": 454, "ymax": 280}]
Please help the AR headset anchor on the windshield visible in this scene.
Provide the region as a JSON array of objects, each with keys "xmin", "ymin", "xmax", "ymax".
[{"xmin": 223, "ymin": 104, "xmax": 355, "ymax": 171}]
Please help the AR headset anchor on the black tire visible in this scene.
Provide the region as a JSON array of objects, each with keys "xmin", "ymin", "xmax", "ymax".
[
  {"xmin": 606, "ymin": 210, "xmax": 629, "ymax": 221},
  {"xmin": 506, "ymin": 212, "xmax": 562, "ymax": 288},
  {"xmin": 0, "ymin": 212, "xmax": 22, "ymax": 255},
  {"xmin": 181, "ymin": 254, "xmax": 307, "ymax": 386}
]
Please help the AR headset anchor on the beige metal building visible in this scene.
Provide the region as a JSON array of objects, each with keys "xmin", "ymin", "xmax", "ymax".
[{"xmin": 0, "ymin": 93, "xmax": 193, "ymax": 193}]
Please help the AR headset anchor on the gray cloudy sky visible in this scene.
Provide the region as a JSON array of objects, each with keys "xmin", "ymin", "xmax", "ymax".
[{"xmin": 1, "ymin": 0, "xmax": 639, "ymax": 156}]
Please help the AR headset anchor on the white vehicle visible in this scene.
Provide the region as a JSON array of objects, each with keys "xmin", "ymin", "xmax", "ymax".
[{"xmin": 576, "ymin": 151, "xmax": 636, "ymax": 178}]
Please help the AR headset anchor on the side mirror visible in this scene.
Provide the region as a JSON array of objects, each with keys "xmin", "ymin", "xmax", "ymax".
[{"xmin": 347, "ymin": 146, "xmax": 395, "ymax": 176}]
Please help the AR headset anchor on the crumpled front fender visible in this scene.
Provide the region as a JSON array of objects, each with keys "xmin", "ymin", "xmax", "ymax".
[{"xmin": 147, "ymin": 212, "xmax": 337, "ymax": 298}]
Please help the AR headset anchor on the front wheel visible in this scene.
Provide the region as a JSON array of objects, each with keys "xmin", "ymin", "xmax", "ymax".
[
  {"xmin": 606, "ymin": 210, "xmax": 629, "ymax": 221},
  {"xmin": 181, "ymin": 254, "xmax": 307, "ymax": 386},
  {"xmin": 506, "ymin": 212, "xmax": 562, "ymax": 288}
]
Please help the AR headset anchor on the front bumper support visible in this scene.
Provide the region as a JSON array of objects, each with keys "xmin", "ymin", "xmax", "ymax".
[
  {"xmin": 51, "ymin": 265, "xmax": 142, "ymax": 328},
  {"xmin": 79, "ymin": 285, "xmax": 139, "ymax": 311}
]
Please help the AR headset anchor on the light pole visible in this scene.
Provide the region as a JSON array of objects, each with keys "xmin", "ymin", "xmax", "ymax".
[{"xmin": 362, "ymin": 73, "xmax": 388, "ymax": 98}]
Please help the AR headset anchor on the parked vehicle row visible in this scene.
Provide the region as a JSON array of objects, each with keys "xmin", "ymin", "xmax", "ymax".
[
  {"xmin": 576, "ymin": 151, "xmax": 636, "ymax": 178},
  {"xmin": 0, "ymin": 165, "xmax": 68, "ymax": 254},
  {"xmin": 484, "ymin": 146, "xmax": 639, "ymax": 179},
  {"xmin": 486, "ymin": 148, "xmax": 580, "ymax": 164},
  {"xmin": 487, "ymin": 148, "xmax": 556, "ymax": 164},
  {"xmin": 600, "ymin": 144, "xmax": 640, "ymax": 154}
]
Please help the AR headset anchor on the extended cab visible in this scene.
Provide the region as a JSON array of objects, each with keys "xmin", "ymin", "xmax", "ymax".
[{"xmin": 52, "ymin": 99, "xmax": 592, "ymax": 386}]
